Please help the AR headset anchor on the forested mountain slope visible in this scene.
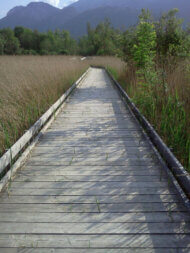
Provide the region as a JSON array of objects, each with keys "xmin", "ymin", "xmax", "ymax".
[{"xmin": 0, "ymin": 0, "xmax": 189, "ymax": 37}]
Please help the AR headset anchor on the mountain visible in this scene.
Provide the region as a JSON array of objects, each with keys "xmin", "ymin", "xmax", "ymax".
[
  {"xmin": 0, "ymin": 0, "xmax": 189, "ymax": 38},
  {"xmin": 34, "ymin": 6, "xmax": 78, "ymax": 31},
  {"xmin": 0, "ymin": 2, "xmax": 60, "ymax": 30},
  {"xmin": 63, "ymin": 6, "xmax": 138, "ymax": 38},
  {"xmin": 71, "ymin": 0, "xmax": 189, "ymax": 13}
]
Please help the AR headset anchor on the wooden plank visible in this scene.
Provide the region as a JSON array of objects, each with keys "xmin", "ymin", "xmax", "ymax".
[
  {"xmin": 32, "ymin": 145, "xmax": 153, "ymax": 154},
  {"xmin": 2, "ymin": 249, "xmax": 190, "ymax": 253},
  {"xmin": 28, "ymin": 153, "xmax": 155, "ymax": 160},
  {"xmin": 47, "ymin": 128, "xmax": 138, "ymax": 133},
  {"xmin": 0, "ymin": 194, "xmax": 180, "ymax": 204},
  {"xmin": 14, "ymin": 175, "xmax": 167, "ymax": 182},
  {"xmin": 49, "ymin": 126, "xmax": 140, "ymax": 131},
  {"xmin": 0, "ymin": 203, "xmax": 186, "ymax": 212},
  {"xmin": 36, "ymin": 140, "xmax": 150, "ymax": 147},
  {"xmin": 0, "ymin": 234, "xmax": 189, "ymax": 249},
  {"xmin": 51, "ymin": 120, "xmax": 137, "ymax": 126},
  {"xmin": 5, "ymin": 249, "xmax": 190, "ymax": 253},
  {"xmin": 9, "ymin": 181, "xmax": 170, "ymax": 189},
  {"xmin": 17, "ymin": 168, "xmax": 162, "ymax": 176},
  {"xmin": 3, "ymin": 249, "xmax": 189, "ymax": 253},
  {"xmin": 6, "ymin": 187, "xmax": 178, "ymax": 196},
  {"xmin": 62, "ymin": 104, "xmax": 126, "ymax": 108},
  {"xmin": 22, "ymin": 164, "xmax": 163, "ymax": 171},
  {"xmin": 26, "ymin": 153, "xmax": 158, "ymax": 163},
  {"xmin": 66, "ymin": 101, "xmax": 124, "ymax": 105},
  {"xmin": 42, "ymin": 131, "xmax": 144, "ymax": 138},
  {"xmin": 56, "ymin": 115, "xmax": 133, "ymax": 119},
  {"xmin": 63, "ymin": 101, "xmax": 124, "ymax": 105},
  {"xmin": 0, "ymin": 211, "xmax": 189, "ymax": 223},
  {"xmin": 61, "ymin": 110, "xmax": 128, "ymax": 114},
  {"xmin": 29, "ymin": 152, "xmax": 155, "ymax": 159},
  {"xmin": 39, "ymin": 136, "xmax": 146, "ymax": 142},
  {"xmin": 31, "ymin": 150, "xmax": 155, "ymax": 159},
  {"xmin": 52, "ymin": 118, "xmax": 137, "ymax": 124},
  {"xmin": 25, "ymin": 160, "xmax": 159, "ymax": 167},
  {"xmin": 0, "ymin": 221, "xmax": 189, "ymax": 234},
  {"xmin": 30, "ymin": 146, "xmax": 153, "ymax": 156}
]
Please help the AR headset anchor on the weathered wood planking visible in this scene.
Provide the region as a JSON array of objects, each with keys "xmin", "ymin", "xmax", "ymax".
[
  {"xmin": 7, "ymin": 187, "xmax": 178, "ymax": 196},
  {"xmin": 0, "ymin": 68, "xmax": 189, "ymax": 251},
  {"xmin": 0, "ymin": 211, "xmax": 189, "ymax": 222},
  {"xmin": 1, "ymin": 249, "xmax": 188, "ymax": 253},
  {"xmin": 0, "ymin": 222, "xmax": 189, "ymax": 234},
  {"xmin": 0, "ymin": 235, "xmax": 190, "ymax": 252}
]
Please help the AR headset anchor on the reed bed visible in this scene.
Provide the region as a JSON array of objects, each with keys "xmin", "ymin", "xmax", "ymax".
[
  {"xmin": 116, "ymin": 59, "xmax": 190, "ymax": 172},
  {"xmin": 0, "ymin": 55, "xmax": 124, "ymax": 157}
]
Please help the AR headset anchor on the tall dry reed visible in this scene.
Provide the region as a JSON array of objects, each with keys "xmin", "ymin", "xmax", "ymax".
[{"xmin": 0, "ymin": 55, "xmax": 124, "ymax": 157}]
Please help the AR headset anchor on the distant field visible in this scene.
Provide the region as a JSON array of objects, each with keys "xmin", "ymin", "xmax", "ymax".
[{"xmin": 0, "ymin": 56, "xmax": 124, "ymax": 157}]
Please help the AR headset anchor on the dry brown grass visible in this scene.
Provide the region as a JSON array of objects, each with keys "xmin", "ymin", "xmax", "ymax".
[{"xmin": 0, "ymin": 55, "xmax": 124, "ymax": 156}]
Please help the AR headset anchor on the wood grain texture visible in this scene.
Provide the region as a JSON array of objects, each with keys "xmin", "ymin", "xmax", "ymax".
[{"xmin": 0, "ymin": 68, "xmax": 189, "ymax": 251}]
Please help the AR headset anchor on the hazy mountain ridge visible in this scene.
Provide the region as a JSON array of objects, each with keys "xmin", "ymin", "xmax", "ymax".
[
  {"xmin": 0, "ymin": 0, "xmax": 189, "ymax": 37},
  {"xmin": 63, "ymin": 6, "xmax": 138, "ymax": 38},
  {"xmin": 0, "ymin": 2, "xmax": 60, "ymax": 30},
  {"xmin": 7, "ymin": 6, "xmax": 25, "ymax": 17},
  {"xmin": 70, "ymin": 0, "xmax": 189, "ymax": 14}
]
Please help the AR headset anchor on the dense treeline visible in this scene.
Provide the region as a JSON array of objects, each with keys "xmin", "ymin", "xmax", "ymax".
[
  {"xmin": 0, "ymin": 27, "xmax": 78, "ymax": 55},
  {"xmin": 0, "ymin": 8, "xmax": 190, "ymax": 58}
]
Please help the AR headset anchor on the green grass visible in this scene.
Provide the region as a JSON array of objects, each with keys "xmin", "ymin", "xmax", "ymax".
[{"xmin": 114, "ymin": 60, "xmax": 190, "ymax": 172}]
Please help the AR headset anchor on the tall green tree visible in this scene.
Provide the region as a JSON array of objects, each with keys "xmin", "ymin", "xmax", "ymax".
[
  {"xmin": 133, "ymin": 9, "xmax": 156, "ymax": 68},
  {"xmin": 155, "ymin": 9, "xmax": 184, "ymax": 57},
  {"xmin": 80, "ymin": 20, "xmax": 121, "ymax": 56},
  {"xmin": 122, "ymin": 27, "xmax": 136, "ymax": 62},
  {"xmin": 22, "ymin": 29, "xmax": 36, "ymax": 51}
]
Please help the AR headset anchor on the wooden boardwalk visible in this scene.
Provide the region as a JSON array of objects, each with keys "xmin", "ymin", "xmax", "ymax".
[{"xmin": 0, "ymin": 68, "xmax": 190, "ymax": 252}]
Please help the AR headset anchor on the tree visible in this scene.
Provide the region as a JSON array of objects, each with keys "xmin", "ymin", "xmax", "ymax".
[
  {"xmin": 122, "ymin": 27, "xmax": 136, "ymax": 62},
  {"xmin": 20, "ymin": 28, "xmax": 38, "ymax": 51},
  {"xmin": 155, "ymin": 9, "xmax": 184, "ymax": 57},
  {"xmin": 0, "ymin": 34, "xmax": 5, "ymax": 54},
  {"xmin": 59, "ymin": 30, "xmax": 77, "ymax": 55},
  {"xmin": 80, "ymin": 20, "xmax": 121, "ymax": 56},
  {"xmin": 130, "ymin": 9, "xmax": 158, "ymax": 90},
  {"xmin": 0, "ymin": 28, "xmax": 20, "ymax": 55},
  {"xmin": 133, "ymin": 10, "xmax": 156, "ymax": 68},
  {"xmin": 78, "ymin": 36, "xmax": 91, "ymax": 55},
  {"xmin": 14, "ymin": 27, "xmax": 25, "ymax": 41}
]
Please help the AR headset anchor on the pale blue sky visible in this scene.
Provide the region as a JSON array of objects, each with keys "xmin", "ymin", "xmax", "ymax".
[{"xmin": 0, "ymin": 0, "xmax": 78, "ymax": 18}]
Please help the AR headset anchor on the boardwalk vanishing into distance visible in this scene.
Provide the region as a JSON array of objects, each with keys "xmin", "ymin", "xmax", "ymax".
[{"xmin": 0, "ymin": 68, "xmax": 190, "ymax": 252}]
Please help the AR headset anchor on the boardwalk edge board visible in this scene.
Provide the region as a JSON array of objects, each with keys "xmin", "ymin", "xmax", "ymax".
[
  {"xmin": 0, "ymin": 68, "xmax": 90, "ymax": 192},
  {"xmin": 105, "ymin": 68, "xmax": 190, "ymax": 208}
]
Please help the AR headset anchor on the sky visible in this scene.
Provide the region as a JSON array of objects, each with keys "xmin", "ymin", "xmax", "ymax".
[{"xmin": 0, "ymin": 0, "xmax": 78, "ymax": 18}]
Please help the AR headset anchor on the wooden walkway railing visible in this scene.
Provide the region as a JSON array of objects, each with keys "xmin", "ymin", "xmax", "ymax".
[{"xmin": 0, "ymin": 68, "xmax": 189, "ymax": 252}]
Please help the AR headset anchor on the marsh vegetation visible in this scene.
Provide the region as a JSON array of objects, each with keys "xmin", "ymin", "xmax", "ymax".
[{"xmin": 0, "ymin": 55, "xmax": 124, "ymax": 157}]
